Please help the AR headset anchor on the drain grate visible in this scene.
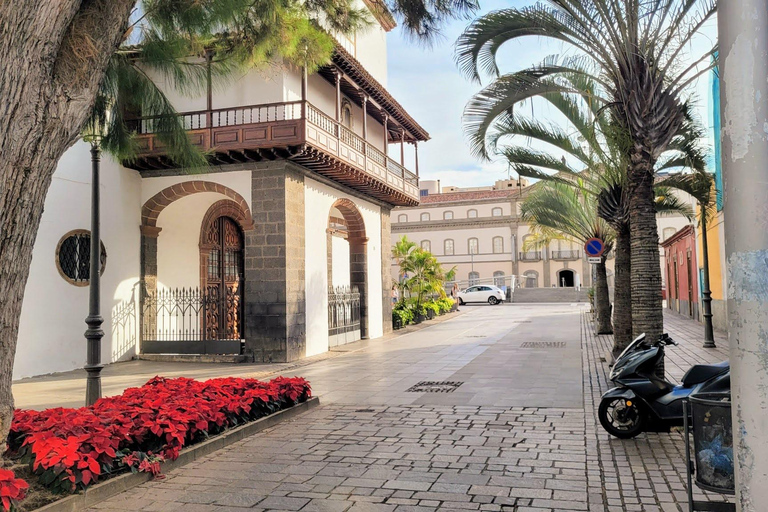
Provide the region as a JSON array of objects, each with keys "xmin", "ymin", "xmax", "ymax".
[
  {"xmin": 406, "ymin": 381, "xmax": 464, "ymax": 393},
  {"xmin": 520, "ymin": 341, "xmax": 566, "ymax": 348}
]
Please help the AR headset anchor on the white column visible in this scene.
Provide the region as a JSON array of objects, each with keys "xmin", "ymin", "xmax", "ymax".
[{"xmin": 719, "ymin": 2, "xmax": 768, "ymax": 509}]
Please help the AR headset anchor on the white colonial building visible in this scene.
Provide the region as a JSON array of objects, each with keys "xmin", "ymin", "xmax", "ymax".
[
  {"xmin": 392, "ymin": 180, "xmax": 691, "ymax": 294},
  {"xmin": 16, "ymin": 3, "xmax": 427, "ymax": 379}
]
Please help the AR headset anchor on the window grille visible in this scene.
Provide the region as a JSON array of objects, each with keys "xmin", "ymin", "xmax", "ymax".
[{"xmin": 56, "ymin": 230, "xmax": 106, "ymax": 286}]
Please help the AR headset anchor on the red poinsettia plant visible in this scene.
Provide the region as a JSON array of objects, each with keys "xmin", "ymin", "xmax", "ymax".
[
  {"xmin": 6, "ymin": 376, "xmax": 310, "ymax": 496},
  {"xmin": 0, "ymin": 469, "xmax": 28, "ymax": 511}
]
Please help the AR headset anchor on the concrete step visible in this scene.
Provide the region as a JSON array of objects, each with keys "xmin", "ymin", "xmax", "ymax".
[
  {"xmin": 512, "ymin": 287, "xmax": 589, "ymax": 303},
  {"xmin": 137, "ymin": 354, "xmax": 249, "ymax": 364}
]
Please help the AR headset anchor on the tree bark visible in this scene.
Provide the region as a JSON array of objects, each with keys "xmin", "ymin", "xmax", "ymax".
[
  {"xmin": 594, "ymin": 258, "xmax": 613, "ymax": 334},
  {"xmin": 627, "ymin": 151, "xmax": 663, "ymax": 341},
  {"xmin": 612, "ymin": 224, "xmax": 633, "ymax": 357},
  {"xmin": 0, "ymin": 0, "xmax": 136, "ymax": 442}
]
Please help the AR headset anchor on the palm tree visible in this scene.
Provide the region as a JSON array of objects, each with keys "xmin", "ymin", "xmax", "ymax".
[
  {"xmin": 401, "ymin": 248, "xmax": 448, "ymax": 314},
  {"xmin": 486, "ymin": 74, "xmax": 699, "ymax": 353},
  {"xmin": 520, "ymin": 180, "xmax": 615, "ymax": 334},
  {"xmin": 457, "ymin": 0, "xmax": 717, "ymax": 343},
  {"xmin": 392, "ymin": 236, "xmax": 417, "ymax": 305}
]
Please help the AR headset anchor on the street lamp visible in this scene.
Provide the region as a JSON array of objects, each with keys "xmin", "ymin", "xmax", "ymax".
[{"xmin": 82, "ymin": 111, "xmax": 109, "ymax": 406}]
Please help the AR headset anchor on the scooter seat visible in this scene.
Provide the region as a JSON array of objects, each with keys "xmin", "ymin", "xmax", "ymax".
[{"xmin": 681, "ymin": 361, "xmax": 729, "ymax": 387}]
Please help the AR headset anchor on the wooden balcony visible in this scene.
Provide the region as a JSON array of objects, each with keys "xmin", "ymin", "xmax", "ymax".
[{"xmin": 123, "ymin": 101, "xmax": 420, "ymax": 206}]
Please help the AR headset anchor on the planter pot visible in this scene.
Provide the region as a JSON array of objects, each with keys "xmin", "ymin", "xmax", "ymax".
[
  {"xmin": 427, "ymin": 310, "xmax": 435, "ymax": 320},
  {"xmin": 415, "ymin": 314, "xmax": 426, "ymax": 324},
  {"xmin": 392, "ymin": 316, "xmax": 403, "ymax": 330}
]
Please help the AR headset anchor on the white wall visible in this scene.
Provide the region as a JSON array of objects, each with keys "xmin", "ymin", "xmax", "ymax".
[
  {"xmin": 212, "ymin": 68, "xmax": 285, "ymax": 110},
  {"xmin": 141, "ymin": 172, "xmax": 252, "ymax": 206},
  {"xmin": 304, "ymin": 177, "xmax": 383, "ymax": 357},
  {"xmin": 353, "ymin": 3, "xmax": 388, "ymax": 86},
  {"xmin": 156, "ymin": 193, "xmax": 222, "ymax": 290},
  {"xmin": 331, "ymin": 237, "xmax": 352, "ymax": 287},
  {"xmin": 16, "ymin": 143, "xmax": 142, "ymax": 379}
]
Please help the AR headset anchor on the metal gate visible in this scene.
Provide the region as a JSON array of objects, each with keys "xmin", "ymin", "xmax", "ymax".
[
  {"xmin": 141, "ymin": 285, "xmax": 243, "ymax": 354},
  {"xmin": 328, "ymin": 285, "xmax": 361, "ymax": 348}
]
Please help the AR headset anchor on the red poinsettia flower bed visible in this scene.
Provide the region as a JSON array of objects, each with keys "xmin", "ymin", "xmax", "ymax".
[{"xmin": 6, "ymin": 376, "xmax": 310, "ymax": 498}]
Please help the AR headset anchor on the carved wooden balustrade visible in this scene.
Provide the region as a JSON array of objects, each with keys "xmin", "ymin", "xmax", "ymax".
[{"xmin": 124, "ymin": 101, "xmax": 419, "ymax": 206}]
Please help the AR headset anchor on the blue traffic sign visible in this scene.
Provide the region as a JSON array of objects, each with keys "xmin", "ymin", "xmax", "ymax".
[{"xmin": 584, "ymin": 238, "xmax": 605, "ymax": 257}]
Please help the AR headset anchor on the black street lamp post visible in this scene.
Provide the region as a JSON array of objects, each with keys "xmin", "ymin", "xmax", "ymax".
[{"xmin": 84, "ymin": 137, "xmax": 104, "ymax": 406}]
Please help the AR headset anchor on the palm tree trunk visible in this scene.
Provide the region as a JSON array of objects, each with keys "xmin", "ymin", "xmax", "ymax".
[
  {"xmin": 628, "ymin": 150, "xmax": 664, "ymax": 377},
  {"xmin": 595, "ymin": 258, "xmax": 613, "ymax": 334},
  {"xmin": 627, "ymin": 153, "xmax": 664, "ymax": 341},
  {"xmin": 612, "ymin": 224, "xmax": 633, "ymax": 357}
]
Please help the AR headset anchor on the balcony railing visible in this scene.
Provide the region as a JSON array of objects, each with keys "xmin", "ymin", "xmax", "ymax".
[
  {"xmin": 125, "ymin": 101, "xmax": 419, "ymax": 205},
  {"xmin": 551, "ymin": 250, "xmax": 581, "ymax": 260},
  {"xmin": 519, "ymin": 251, "xmax": 542, "ymax": 261}
]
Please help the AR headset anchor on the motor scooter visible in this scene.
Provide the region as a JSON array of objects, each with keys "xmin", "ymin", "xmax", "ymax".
[{"xmin": 599, "ymin": 333, "xmax": 730, "ymax": 438}]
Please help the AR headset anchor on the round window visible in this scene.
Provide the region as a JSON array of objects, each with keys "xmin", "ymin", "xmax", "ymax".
[{"xmin": 55, "ymin": 230, "xmax": 107, "ymax": 286}]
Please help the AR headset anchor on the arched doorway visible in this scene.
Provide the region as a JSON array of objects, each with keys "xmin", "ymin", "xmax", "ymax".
[
  {"xmin": 200, "ymin": 209, "xmax": 245, "ymax": 341},
  {"xmin": 327, "ymin": 199, "xmax": 367, "ymax": 347},
  {"xmin": 524, "ymin": 270, "xmax": 538, "ymax": 288},
  {"xmin": 557, "ymin": 269, "xmax": 576, "ymax": 287}
]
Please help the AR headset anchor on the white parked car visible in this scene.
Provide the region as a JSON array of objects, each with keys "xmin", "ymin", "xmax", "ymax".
[{"xmin": 457, "ymin": 285, "xmax": 505, "ymax": 305}]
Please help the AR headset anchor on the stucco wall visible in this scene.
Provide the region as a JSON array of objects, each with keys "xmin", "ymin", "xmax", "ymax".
[
  {"xmin": 16, "ymin": 144, "xmax": 141, "ymax": 379},
  {"xmin": 304, "ymin": 177, "xmax": 383, "ymax": 357},
  {"xmin": 331, "ymin": 237, "xmax": 352, "ymax": 287}
]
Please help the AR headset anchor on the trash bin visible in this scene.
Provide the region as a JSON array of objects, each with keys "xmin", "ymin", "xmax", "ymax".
[{"xmin": 689, "ymin": 393, "xmax": 734, "ymax": 494}]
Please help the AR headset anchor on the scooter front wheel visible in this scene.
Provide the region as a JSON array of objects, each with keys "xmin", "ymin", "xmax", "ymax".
[{"xmin": 598, "ymin": 396, "xmax": 645, "ymax": 439}]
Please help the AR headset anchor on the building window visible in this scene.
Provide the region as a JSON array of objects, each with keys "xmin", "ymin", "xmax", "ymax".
[
  {"xmin": 492, "ymin": 207, "xmax": 503, "ymax": 217},
  {"xmin": 443, "ymin": 210, "xmax": 453, "ymax": 220},
  {"xmin": 468, "ymin": 238, "xmax": 479, "ymax": 255},
  {"xmin": 468, "ymin": 271, "xmax": 480, "ymax": 286},
  {"xmin": 56, "ymin": 230, "xmax": 107, "ymax": 286},
  {"xmin": 420, "ymin": 189, "xmax": 429, "ymax": 197},
  {"xmin": 420, "ymin": 212, "xmax": 430, "ymax": 222},
  {"xmin": 444, "ymin": 239, "xmax": 454, "ymax": 256},
  {"xmin": 524, "ymin": 270, "xmax": 539, "ymax": 288},
  {"xmin": 420, "ymin": 240, "xmax": 431, "ymax": 252},
  {"xmin": 663, "ymin": 227, "xmax": 677, "ymax": 241},
  {"xmin": 494, "ymin": 271, "xmax": 505, "ymax": 288},
  {"xmin": 493, "ymin": 236, "xmax": 504, "ymax": 254},
  {"xmin": 398, "ymin": 214, "xmax": 408, "ymax": 223},
  {"xmin": 467, "ymin": 209, "xmax": 478, "ymax": 218},
  {"xmin": 341, "ymin": 99, "xmax": 353, "ymax": 129}
]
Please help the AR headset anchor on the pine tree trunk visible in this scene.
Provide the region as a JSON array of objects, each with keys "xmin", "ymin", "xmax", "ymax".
[
  {"xmin": 627, "ymin": 150, "xmax": 663, "ymax": 341},
  {"xmin": 0, "ymin": 1, "xmax": 135, "ymax": 444},
  {"xmin": 595, "ymin": 258, "xmax": 613, "ymax": 334},
  {"xmin": 612, "ymin": 224, "xmax": 633, "ymax": 357}
]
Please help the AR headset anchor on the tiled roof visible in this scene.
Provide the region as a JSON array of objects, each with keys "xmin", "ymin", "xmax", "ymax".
[{"xmin": 420, "ymin": 190, "xmax": 517, "ymax": 204}]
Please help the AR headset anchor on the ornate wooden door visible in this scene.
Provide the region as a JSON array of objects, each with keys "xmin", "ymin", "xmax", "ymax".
[{"xmin": 202, "ymin": 216, "xmax": 244, "ymax": 340}]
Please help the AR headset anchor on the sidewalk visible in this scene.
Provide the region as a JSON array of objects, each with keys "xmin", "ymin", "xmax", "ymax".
[
  {"xmin": 582, "ymin": 309, "xmax": 733, "ymax": 511},
  {"xmin": 33, "ymin": 304, "xmax": 735, "ymax": 512}
]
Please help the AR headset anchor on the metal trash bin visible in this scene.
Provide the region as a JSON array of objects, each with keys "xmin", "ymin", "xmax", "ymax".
[{"xmin": 683, "ymin": 393, "xmax": 735, "ymax": 511}]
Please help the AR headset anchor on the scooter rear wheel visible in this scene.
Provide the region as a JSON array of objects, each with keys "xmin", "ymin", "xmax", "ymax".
[{"xmin": 598, "ymin": 396, "xmax": 645, "ymax": 439}]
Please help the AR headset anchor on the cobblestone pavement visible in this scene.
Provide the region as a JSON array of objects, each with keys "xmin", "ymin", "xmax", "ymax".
[{"xmin": 89, "ymin": 305, "xmax": 733, "ymax": 512}]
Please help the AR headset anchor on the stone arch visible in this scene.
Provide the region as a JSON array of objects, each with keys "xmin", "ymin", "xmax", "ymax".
[
  {"xmin": 327, "ymin": 198, "xmax": 368, "ymax": 342},
  {"xmin": 141, "ymin": 180, "xmax": 253, "ymax": 230},
  {"xmin": 139, "ymin": 181, "xmax": 253, "ymax": 301},
  {"xmin": 199, "ymin": 199, "xmax": 254, "ymax": 247}
]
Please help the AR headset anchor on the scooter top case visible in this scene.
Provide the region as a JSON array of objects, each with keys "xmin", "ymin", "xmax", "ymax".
[{"xmin": 649, "ymin": 362, "xmax": 729, "ymax": 422}]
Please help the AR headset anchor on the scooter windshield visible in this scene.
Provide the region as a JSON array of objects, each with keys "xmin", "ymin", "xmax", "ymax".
[{"xmin": 616, "ymin": 333, "xmax": 647, "ymax": 364}]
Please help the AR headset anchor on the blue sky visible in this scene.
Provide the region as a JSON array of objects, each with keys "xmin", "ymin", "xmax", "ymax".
[{"xmin": 384, "ymin": 3, "xmax": 719, "ymax": 189}]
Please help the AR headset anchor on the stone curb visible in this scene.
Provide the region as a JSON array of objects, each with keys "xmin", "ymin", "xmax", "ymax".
[{"xmin": 32, "ymin": 397, "xmax": 320, "ymax": 512}]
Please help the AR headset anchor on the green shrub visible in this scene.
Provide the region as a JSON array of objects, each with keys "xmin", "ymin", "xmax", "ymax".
[
  {"xmin": 392, "ymin": 305, "xmax": 414, "ymax": 327},
  {"xmin": 436, "ymin": 297, "xmax": 454, "ymax": 313},
  {"xmin": 424, "ymin": 301, "xmax": 440, "ymax": 316}
]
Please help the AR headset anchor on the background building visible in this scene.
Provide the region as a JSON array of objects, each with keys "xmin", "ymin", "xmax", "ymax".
[{"xmin": 392, "ymin": 179, "xmax": 691, "ymax": 297}]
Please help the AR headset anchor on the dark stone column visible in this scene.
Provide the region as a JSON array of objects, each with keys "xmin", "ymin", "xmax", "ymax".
[
  {"xmin": 349, "ymin": 238, "xmax": 368, "ymax": 339},
  {"xmin": 139, "ymin": 225, "xmax": 161, "ymax": 348},
  {"xmin": 244, "ymin": 162, "xmax": 306, "ymax": 363},
  {"xmin": 381, "ymin": 207, "xmax": 393, "ymax": 334}
]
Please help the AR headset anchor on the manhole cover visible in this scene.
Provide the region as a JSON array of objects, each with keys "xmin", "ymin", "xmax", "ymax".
[
  {"xmin": 520, "ymin": 342, "xmax": 566, "ymax": 348},
  {"xmin": 406, "ymin": 381, "xmax": 464, "ymax": 393},
  {"xmin": 355, "ymin": 409, "xmax": 376, "ymax": 413},
  {"xmin": 464, "ymin": 335, "xmax": 486, "ymax": 338}
]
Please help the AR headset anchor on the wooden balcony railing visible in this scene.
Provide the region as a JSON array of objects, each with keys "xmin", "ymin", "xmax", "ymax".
[{"xmin": 125, "ymin": 101, "xmax": 419, "ymax": 206}]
